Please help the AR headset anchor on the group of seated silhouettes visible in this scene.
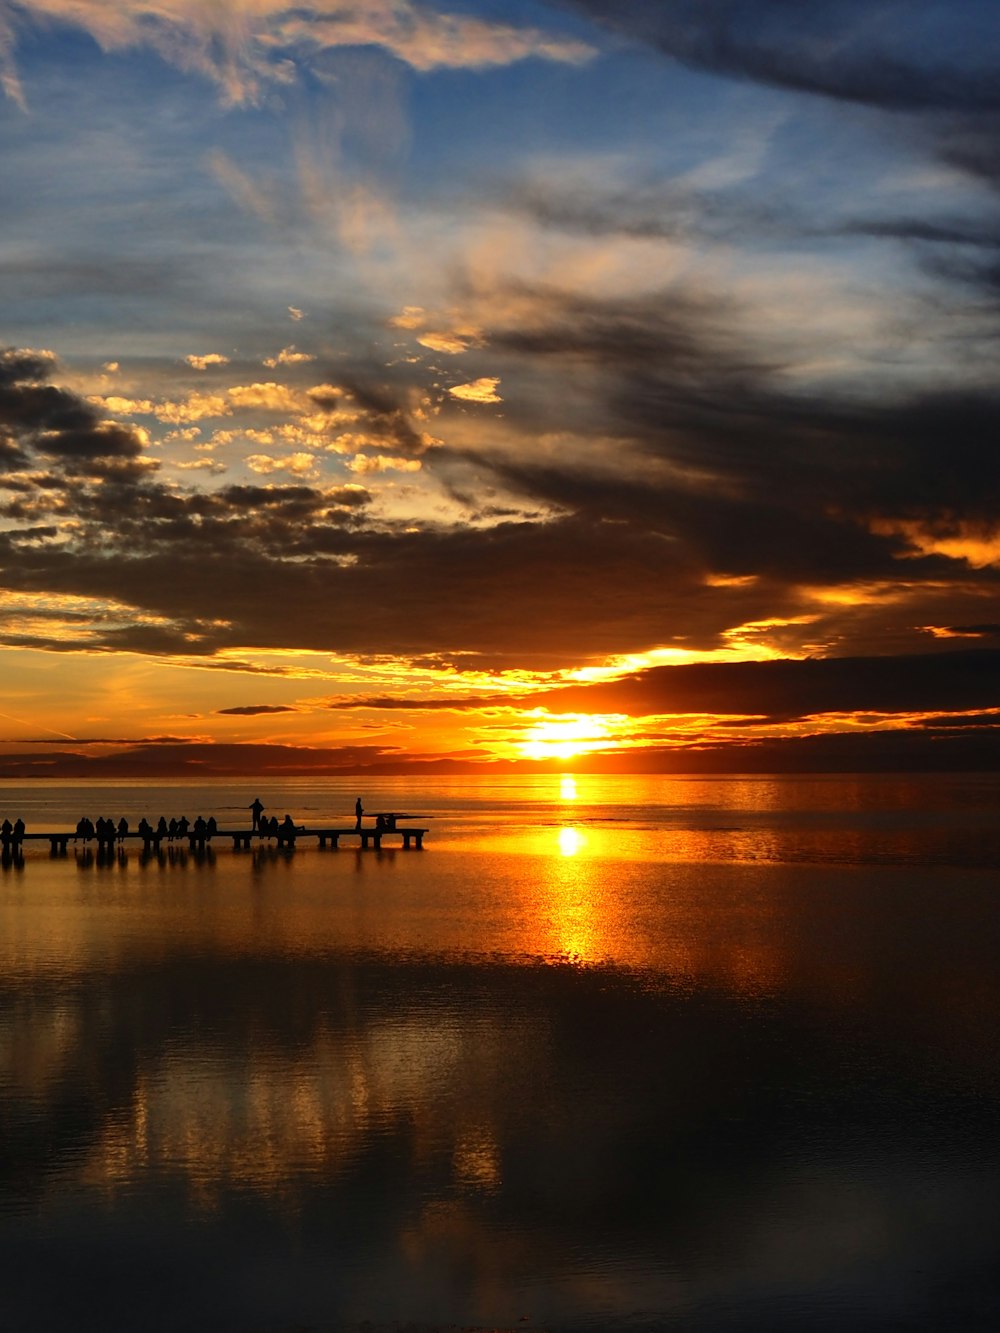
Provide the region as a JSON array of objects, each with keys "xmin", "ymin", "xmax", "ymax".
[
  {"xmin": 1, "ymin": 818, "xmax": 26, "ymax": 848},
  {"xmin": 74, "ymin": 815, "xmax": 219, "ymax": 844},
  {"xmin": 257, "ymin": 814, "xmax": 303, "ymax": 842}
]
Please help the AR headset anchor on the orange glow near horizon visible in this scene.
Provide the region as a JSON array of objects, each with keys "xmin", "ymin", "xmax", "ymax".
[
  {"xmin": 517, "ymin": 712, "xmax": 622, "ymax": 761},
  {"xmin": 0, "ymin": 626, "xmax": 994, "ymax": 775}
]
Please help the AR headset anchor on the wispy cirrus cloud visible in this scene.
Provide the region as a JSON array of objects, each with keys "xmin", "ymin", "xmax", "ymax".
[{"xmin": 2, "ymin": 0, "xmax": 594, "ymax": 108}]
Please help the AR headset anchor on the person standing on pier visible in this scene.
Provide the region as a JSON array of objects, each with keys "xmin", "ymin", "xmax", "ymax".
[
  {"xmin": 250, "ymin": 797, "xmax": 264, "ymax": 832},
  {"xmin": 355, "ymin": 796, "xmax": 363, "ymax": 830}
]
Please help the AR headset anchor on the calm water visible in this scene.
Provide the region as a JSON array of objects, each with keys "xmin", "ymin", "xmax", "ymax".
[{"xmin": 1, "ymin": 773, "xmax": 998, "ymax": 1331}]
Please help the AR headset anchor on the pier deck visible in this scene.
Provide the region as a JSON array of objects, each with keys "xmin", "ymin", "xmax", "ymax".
[{"xmin": 15, "ymin": 825, "xmax": 428, "ymax": 855}]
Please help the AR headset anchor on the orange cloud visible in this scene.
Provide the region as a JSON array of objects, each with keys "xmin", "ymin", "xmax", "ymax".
[
  {"xmin": 185, "ymin": 353, "xmax": 230, "ymax": 370},
  {"xmin": 449, "ymin": 377, "xmax": 502, "ymax": 404},
  {"xmin": 346, "ymin": 454, "xmax": 422, "ymax": 474}
]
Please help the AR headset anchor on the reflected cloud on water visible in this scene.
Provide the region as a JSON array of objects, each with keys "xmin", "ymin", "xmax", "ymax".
[{"xmin": 3, "ymin": 942, "xmax": 999, "ymax": 1331}]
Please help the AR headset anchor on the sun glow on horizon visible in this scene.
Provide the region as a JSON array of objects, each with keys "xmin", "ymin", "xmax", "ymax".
[{"xmin": 518, "ymin": 712, "xmax": 622, "ymax": 761}]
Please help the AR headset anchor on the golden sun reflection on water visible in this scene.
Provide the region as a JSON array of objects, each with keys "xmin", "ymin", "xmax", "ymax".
[
  {"xmin": 557, "ymin": 826, "xmax": 584, "ymax": 856},
  {"xmin": 546, "ymin": 825, "xmax": 604, "ymax": 963}
]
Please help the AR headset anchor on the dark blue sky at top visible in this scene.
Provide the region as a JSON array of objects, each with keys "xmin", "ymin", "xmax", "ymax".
[{"xmin": 4, "ymin": 0, "xmax": 997, "ymax": 352}]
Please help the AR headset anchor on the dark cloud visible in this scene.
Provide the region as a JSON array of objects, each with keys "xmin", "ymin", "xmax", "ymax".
[
  {"xmin": 935, "ymin": 112, "xmax": 1000, "ymax": 192},
  {"xmin": 216, "ymin": 705, "xmax": 298, "ymax": 715},
  {"xmin": 309, "ymin": 651, "xmax": 1000, "ymax": 735},
  {"xmin": 3, "ymin": 280, "xmax": 1000, "ymax": 674},
  {"xmin": 438, "ymin": 280, "xmax": 1000, "ymax": 644},
  {"xmin": 911, "ymin": 712, "xmax": 1000, "ymax": 729},
  {"xmin": 582, "ymin": 725, "xmax": 1000, "ymax": 774},
  {"xmin": 323, "ymin": 694, "xmax": 512, "ymax": 711},
  {"xmin": 506, "ymin": 175, "xmax": 1000, "ymax": 330},
  {"xmin": 0, "ymin": 346, "xmax": 150, "ymax": 477},
  {"xmin": 308, "ymin": 376, "xmax": 430, "ymax": 456},
  {"xmin": 942, "ymin": 623, "xmax": 1000, "ymax": 637},
  {"xmin": 562, "ymin": 0, "xmax": 1000, "ymax": 113},
  {"xmin": 7, "ymin": 736, "xmax": 196, "ymax": 746},
  {"xmin": 1, "ymin": 447, "xmax": 995, "ymax": 667},
  {"xmin": 0, "ymin": 513, "xmax": 753, "ymax": 661},
  {"xmin": 4, "ymin": 218, "xmax": 999, "ymax": 678},
  {"xmin": 526, "ymin": 648, "xmax": 1000, "ymax": 721},
  {"xmin": 0, "ymin": 741, "xmax": 429, "ymax": 780},
  {"xmin": 3, "ymin": 717, "xmax": 998, "ymax": 776},
  {"xmin": 475, "ymin": 280, "xmax": 1000, "ymax": 522}
]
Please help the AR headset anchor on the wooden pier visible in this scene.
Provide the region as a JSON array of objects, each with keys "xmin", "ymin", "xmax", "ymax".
[{"xmin": 11, "ymin": 823, "xmax": 427, "ymax": 856}]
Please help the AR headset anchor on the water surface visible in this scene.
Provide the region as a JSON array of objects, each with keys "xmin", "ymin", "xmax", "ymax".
[{"xmin": 1, "ymin": 774, "xmax": 998, "ymax": 1330}]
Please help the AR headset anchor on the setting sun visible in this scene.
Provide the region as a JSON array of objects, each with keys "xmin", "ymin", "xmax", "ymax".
[{"xmin": 518, "ymin": 713, "xmax": 620, "ymax": 762}]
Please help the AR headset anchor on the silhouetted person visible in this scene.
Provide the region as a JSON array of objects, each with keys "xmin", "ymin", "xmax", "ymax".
[
  {"xmin": 138, "ymin": 818, "xmax": 152, "ymax": 839},
  {"xmin": 206, "ymin": 816, "xmax": 217, "ymax": 839},
  {"xmin": 355, "ymin": 797, "xmax": 363, "ymax": 830},
  {"xmin": 250, "ymin": 797, "xmax": 264, "ymax": 832},
  {"xmin": 13, "ymin": 818, "xmax": 25, "ymax": 845},
  {"xmin": 1, "ymin": 819, "xmax": 11, "ymax": 847},
  {"xmin": 156, "ymin": 816, "xmax": 168, "ymax": 839},
  {"xmin": 375, "ymin": 813, "xmax": 386, "ymax": 832},
  {"xmin": 268, "ymin": 814, "xmax": 279, "ymax": 838},
  {"xmin": 117, "ymin": 817, "xmax": 128, "ymax": 844},
  {"xmin": 281, "ymin": 814, "xmax": 298, "ymax": 844},
  {"xmin": 177, "ymin": 816, "xmax": 189, "ymax": 837},
  {"xmin": 194, "ymin": 816, "xmax": 207, "ymax": 841}
]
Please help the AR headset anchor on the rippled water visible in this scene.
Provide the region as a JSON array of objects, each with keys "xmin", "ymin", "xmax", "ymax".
[{"xmin": 1, "ymin": 774, "xmax": 998, "ymax": 1331}]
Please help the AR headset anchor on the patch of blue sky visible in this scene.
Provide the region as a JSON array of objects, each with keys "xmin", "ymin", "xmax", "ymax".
[{"xmin": 404, "ymin": 46, "xmax": 761, "ymax": 189}]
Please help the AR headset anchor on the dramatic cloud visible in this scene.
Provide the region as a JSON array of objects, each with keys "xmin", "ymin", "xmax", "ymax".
[
  {"xmin": 526, "ymin": 649, "xmax": 1000, "ymax": 722},
  {"xmin": 3, "ymin": 0, "xmax": 998, "ymax": 771}
]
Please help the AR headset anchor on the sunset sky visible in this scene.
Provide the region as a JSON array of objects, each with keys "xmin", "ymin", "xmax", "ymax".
[{"xmin": 2, "ymin": 0, "xmax": 999, "ymax": 777}]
